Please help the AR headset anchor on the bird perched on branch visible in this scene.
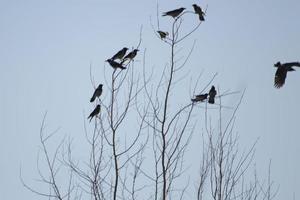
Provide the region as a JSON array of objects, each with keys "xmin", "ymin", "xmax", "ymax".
[
  {"xmin": 90, "ymin": 84, "xmax": 103, "ymax": 102},
  {"xmin": 192, "ymin": 4, "xmax": 205, "ymax": 21},
  {"xmin": 106, "ymin": 59, "xmax": 126, "ymax": 70},
  {"xmin": 157, "ymin": 31, "xmax": 169, "ymax": 39},
  {"xmin": 122, "ymin": 49, "xmax": 139, "ymax": 63},
  {"xmin": 208, "ymin": 86, "xmax": 217, "ymax": 104},
  {"xmin": 274, "ymin": 61, "xmax": 300, "ymax": 88},
  {"xmin": 111, "ymin": 47, "xmax": 128, "ymax": 61},
  {"xmin": 162, "ymin": 7, "xmax": 185, "ymax": 18},
  {"xmin": 88, "ymin": 104, "xmax": 101, "ymax": 122},
  {"xmin": 191, "ymin": 93, "xmax": 208, "ymax": 103}
]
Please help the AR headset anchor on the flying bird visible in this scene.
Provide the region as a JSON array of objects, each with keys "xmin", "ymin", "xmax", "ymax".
[
  {"xmin": 157, "ymin": 31, "xmax": 169, "ymax": 39},
  {"xmin": 106, "ymin": 59, "xmax": 126, "ymax": 70},
  {"xmin": 274, "ymin": 61, "xmax": 300, "ymax": 88},
  {"xmin": 162, "ymin": 7, "xmax": 185, "ymax": 18},
  {"xmin": 111, "ymin": 47, "xmax": 128, "ymax": 61},
  {"xmin": 191, "ymin": 93, "xmax": 208, "ymax": 103},
  {"xmin": 192, "ymin": 4, "xmax": 205, "ymax": 21},
  {"xmin": 122, "ymin": 49, "xmax": 139, "ymax": 62},
  {"xmin": 88, "ymin": 104, "xmax": 101, "ymax": 122},
  {"xmin": 208, "ymin": 86, "xmax": 217, "ymax": 104},
  {"xmin": 90, "ymin": 84, "xmax": 103, "ymax": 102}
]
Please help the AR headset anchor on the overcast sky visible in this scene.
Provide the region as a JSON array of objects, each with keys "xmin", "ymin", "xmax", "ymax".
[{"xmin": 0, "ymin": 0, "xmax": 300, "ymax": 199}]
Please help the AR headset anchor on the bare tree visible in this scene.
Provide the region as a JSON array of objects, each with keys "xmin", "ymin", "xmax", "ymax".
[
  {"xmin": 140, "ymin": 6, "xmax": 207, "ymax": 200},
  {"xmin": 195, "ymin": 92, "xmax": 278, "ymax": 200},
  {"xmin": 21, "ymin": 3, "xmax": 278, "ymax": 200}
]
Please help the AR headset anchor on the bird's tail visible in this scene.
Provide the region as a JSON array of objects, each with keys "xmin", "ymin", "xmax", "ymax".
[
  {"xmin": 208, "ymin": 97, "xmax": 215, "ymax": 104},
  {"xmin": 87, "ymin": 115, "xmax": 92, "ymax": 122},
  {"xmin": 162, "ymin": 13, "xmax": 167, "ymax": 16},
  {"xmin": 120, "ymin": 66, "xmax": 127, "ymax": 70},
  {"xmin": 199, "ymin": 15, "xmax": 205, "ymax": 21},
  {"xmin": 191, "ymin": 98, "xmax": 197, "ymax": 102},
  {"xmin": 90, "ymin": 96, "xmax": 96, "ymax": 103}
]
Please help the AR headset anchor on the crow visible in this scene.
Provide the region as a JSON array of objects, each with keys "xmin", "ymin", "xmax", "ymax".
[
  {"xmin": 106, "ymin": 59, "xmax": 126, "ymax": 70},
  {"xmin": 111, "ymin": 47, "xmax": 128, "ymax": 61},
  {"xmin": 162, "ymin": 7, "xmax": 185, "ymax": 18},
  {"xmin": 122, "ymin": 49, "xmax": 139, "ymax": 62},
  {"xmin": 157, "ymin": 31, "xmax": 169, "ymax": 39},
  {"xmin": 192, "ymin": 4, "xmax": 205, "ymax": 21},
  {"xmin": 208, "ymin": 86, "xmax": 217, "ymax": 104},
  {"xmin": 90, "ymin": 84, "xmax": 103, "ymax": 103},
  {"xmin": 274, "ymin": 61, "xmax": 300, "ymax": 88},
  {"xmin": 191, "ymin": 93, "xmax": 208, "ymax": 102},
  {"xmin": 88, "ymin": 104, "xmax": 101, "ymax": 122}
]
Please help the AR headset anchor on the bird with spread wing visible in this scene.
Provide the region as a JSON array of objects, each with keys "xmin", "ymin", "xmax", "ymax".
[{"xmin": 274, "ymin": 61, "xmax": 300, "ymax": 88}]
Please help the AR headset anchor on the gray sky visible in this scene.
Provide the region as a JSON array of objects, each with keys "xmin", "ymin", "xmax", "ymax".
[{"xmin": 0, "ymin": 0, "xmax": 300, "ymax": 199}]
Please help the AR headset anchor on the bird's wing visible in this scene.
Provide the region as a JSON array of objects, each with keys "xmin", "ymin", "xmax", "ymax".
[
  {"xmin": 124, "ymin": 52, "xmax": 132, "ymax": 60},
  {"xmin": 283, "ymin": 62, "xmax": 300, "ymax": 68},
  {"xmin": 274, "ymin": 68, "xmax": 287, "ymax": 88},
  {"xmin": 209, "ymin": 90, "xmax": 216, "ymax": 97},
  {"xmin": 166, "ymin": 9, "xmax": 177, "ymax": 15},
  {"xmin": 112, "ymin": 50, "xmax": 123, "ymax": 60}
]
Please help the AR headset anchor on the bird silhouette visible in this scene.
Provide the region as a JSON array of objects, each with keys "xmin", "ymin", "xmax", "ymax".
[
  {"xmin": 106, "ymin": 59, "xmax": 126, "ymax": 70},
  {"xmin": 162, "ymin": 7, "xmax": 185, "ymax": 18},
  {"xmin": 122, "ymin": 49, "xmax": 139, "ymax": 63},
  {"xmin": 274, "ymin": 61, "xmax": 300, "ymax": 88},
  {"xmin": 111, "ymin": 47, "xmax": 128, "ymax": 61},
  {"xmin": 208, "ymin": 86, "xmax": 217, "ymax": 104},
  {"xmin": 192, "ymin": 4, "xmax": 205, "ymax": 21},
  {"xmin": 157, "ymin": 31, "xmax": 169, "ymax": 39},
  {"xmin": 90, "ymin": 84, "xmax": 103, "ymax": 102},
  {"xmin": 191, "ymin": 93, "xmax": 208, "ymax": 102},
  {"xmin": 88, "ymin": 104, "xmax": 101, "ymax": 122}
]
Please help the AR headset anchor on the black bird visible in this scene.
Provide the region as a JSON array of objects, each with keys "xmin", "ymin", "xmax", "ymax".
[
  {"xmin": 191, "ymin": 93, "xmax": 208, "ymax": 103},
  {"xmin": 162, "ymin": 7, "xmax": 185, "ymax": 18},
  {"xmin": 90, "ymin": 84, "xmax": 103, "ymax": 102},
  {"xmin": 106, "ymin": 59, "xmax": 126, "ymax": 70},
  {"xmin": 208, "ymin": 86, "xmax": 217, "ymax": 104},
  {"xmin": 157, "ymin": 31, "xmax": 169, "ymax": 39},
  {"xmin": 88, "ymin": 104, "xmax": 101, "ymax": 122},
  {"xmin": 192, "ymin": 4, "xmax": 205, "ymax": 21},
  {"xmin": 123, "ymin": 49, "xmax": 139, "ymax": 62},
  {"xmin": 274, "ymin": 61, "xmax": 300, "ymax": 88},
  {"xmin": 111, "ymin": 47, "xmax": 128, "ymax": 61}
]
